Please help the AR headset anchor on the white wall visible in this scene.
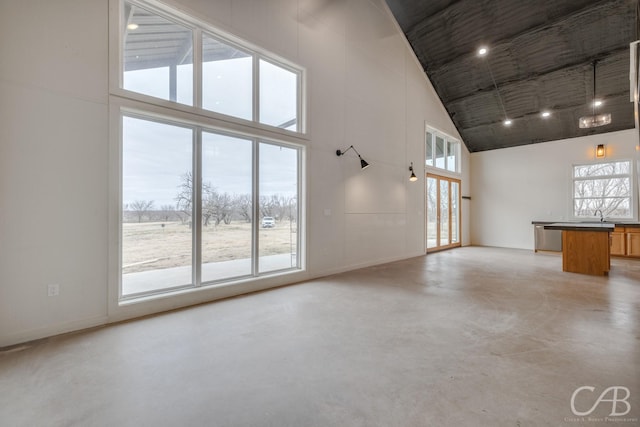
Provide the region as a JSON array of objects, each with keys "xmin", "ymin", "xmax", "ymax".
[
  {"xmin": 0, "ymin": 0, "xmax": 468, "ymax": 347},
  {"xmin": 470, "ymin": 129, "xmax": 640, "ymax": 250},
  {"xmin": 0, "ymin": 0, "xmax": 110, "ymax": 347}
]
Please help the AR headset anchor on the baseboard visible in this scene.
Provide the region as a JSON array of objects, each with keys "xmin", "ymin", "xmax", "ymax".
[
  {"xmin": 0, "ymin": 315, "xmax": 108, "ymax": 349},
  {"xmin": 307, "ymin": 251, "xmax": 427, "ymax": 280}
]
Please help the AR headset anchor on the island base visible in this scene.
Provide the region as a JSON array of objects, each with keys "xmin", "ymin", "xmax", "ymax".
[{"xmin": 562, "ymin": 230, "xmax": 610, "ymax": 276}]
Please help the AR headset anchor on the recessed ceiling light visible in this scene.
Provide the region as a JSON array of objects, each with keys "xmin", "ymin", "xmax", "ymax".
[
  {"xmin": 541, "ymin": 111, "xmax": 551, "ymax": 118},
  {"xmin": 504, "ymin": 119, "xmax": 512, "ymax": 126},
  {"xmin": 127, "ymin": 23, "xmax": 139, "ymax": 30},
  {"xmin": 478, "ymin": 47, "xmax": 488, "ymax": 56},
  {"xmin": 593, "ymin": 100, "xmax": 603, "ymax": 107}
]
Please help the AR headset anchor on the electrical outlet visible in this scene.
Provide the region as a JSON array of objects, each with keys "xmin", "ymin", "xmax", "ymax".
[{"xmin": 47, "ymin": 284, "xmax": 60, "ymax": 297}]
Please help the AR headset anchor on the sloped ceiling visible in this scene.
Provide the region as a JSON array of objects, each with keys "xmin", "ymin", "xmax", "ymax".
[{"xmin": 385, "ymin": 0, "xmax": 639, "ymax": 152}]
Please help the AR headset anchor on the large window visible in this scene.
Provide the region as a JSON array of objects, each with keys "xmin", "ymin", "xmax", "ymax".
[
  {"xmin": 121, "ymin": 0, "xmax": 303, "ymax": 132},
  {"xmin": 115, "ymin": 0, "xmax": 305, "ymax": 300},
  {"xmin": 426, "ymin": 129, "xmax": 460, "ymax": 173},
  {"xmin": 572, "ymin": 161, "xmax": 633, "ymax": 219},
  {"xmin": 121, "ymin": 115, "xmax": 302, "ymax": 298}
]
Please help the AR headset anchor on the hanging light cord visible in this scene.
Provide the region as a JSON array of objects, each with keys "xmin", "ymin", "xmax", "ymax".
[
  {"xmin": 485, "ymin": 60, "xmax": 509, "ymax": 121},
  {"xmin": 592, "ymin": 61, "xmax": 597, "ymax": 119}
]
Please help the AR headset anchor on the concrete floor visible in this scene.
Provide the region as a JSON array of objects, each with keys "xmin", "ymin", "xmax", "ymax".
[{"xmin": 1, "ymin": 247, "xmax": 638, "ymax": 426}]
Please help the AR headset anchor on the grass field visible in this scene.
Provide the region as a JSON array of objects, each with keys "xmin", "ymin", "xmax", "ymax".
[{"xmin": 122, "ymin": 220, "xmax": 297, "ymax": 274}]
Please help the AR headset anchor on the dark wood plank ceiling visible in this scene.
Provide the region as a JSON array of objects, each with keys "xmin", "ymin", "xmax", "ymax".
[{"xmin": 385, "ymin": 0, "xmax": 639, "ymax": 152}]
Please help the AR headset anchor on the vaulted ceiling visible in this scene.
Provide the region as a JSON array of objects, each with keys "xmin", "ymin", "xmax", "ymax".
[{"xmin": 385, "ymin": 0, "xmax": 639, "ymax": 152}]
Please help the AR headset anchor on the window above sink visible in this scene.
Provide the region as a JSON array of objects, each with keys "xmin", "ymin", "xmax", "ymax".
[{"xmin": 572, "ymin": 160, "xmax": 635, "ymax": 221}]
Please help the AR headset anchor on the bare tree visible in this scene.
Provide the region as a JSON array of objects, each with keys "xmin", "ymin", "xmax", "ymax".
[
  {"xmin": 283, "ymin": 195, "xmax": 298, "ymax": 223},
  {"xmin": 202, "ymin": 188, "xmax": 233, "ymax": 226},
  {"xmin": 259, "ymin": 195, "xmax": 281, "ymax": 219},
  {"xmin": 175, "ymin": 172, "xmax": 193, "ymax": 219},
  {"xmin": 176, "ymin": 173, "xmax": 238, "ymax": 226},
  {"xmin": 130, "ymin": 200, "xmax": 155, "ymax": 223},
  {"xmin": 160, "ymin": 204, "xmax": 176, "ymax": 222},
  {"xmin": 232, "ymin": 194, "xmax": 252, "ymax": 223},
  {"xmin": 175, "ymin": 171, "xmax": 299, "ymax": 227},
  {"xmin": 221, "ymin": 193, "xmax": 233, "ymax": 225}
]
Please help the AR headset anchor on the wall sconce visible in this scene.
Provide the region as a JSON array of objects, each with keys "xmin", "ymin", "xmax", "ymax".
[
  {"xmin": 408, "ymin": 162, "xmax": 418, "ymax": 182},
  {"xmin": 595, "ymin": 144, "xmax": 606, "ymax": 158},
  {"xmin": 336, "ymin": 145, "xmax": 370, "ymax": 169}
]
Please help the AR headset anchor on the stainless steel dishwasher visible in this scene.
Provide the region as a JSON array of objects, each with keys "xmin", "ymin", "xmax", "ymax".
[{"xmin": 533, "ymin": 223, "xmax": 562, "ymax": 252}]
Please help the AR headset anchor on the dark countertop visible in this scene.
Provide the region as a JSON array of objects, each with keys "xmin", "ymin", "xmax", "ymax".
[
  {"xmin": 532, "ymin": 221, "xmax": 640, "ymax": 228},
  {"xmin": 543, "ymin": 222, "xmax": 614, "ymax": 232}
]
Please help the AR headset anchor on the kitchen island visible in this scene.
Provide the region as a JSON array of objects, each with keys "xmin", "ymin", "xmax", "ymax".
[{"xmin": 543, "ymin": 222, "xmax": 614, "ymax": 276}]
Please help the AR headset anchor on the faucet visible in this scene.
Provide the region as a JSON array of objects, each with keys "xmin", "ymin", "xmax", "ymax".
[{"xmin": 594, "ymin": 209, "xmax": 604, "ymax": 222}]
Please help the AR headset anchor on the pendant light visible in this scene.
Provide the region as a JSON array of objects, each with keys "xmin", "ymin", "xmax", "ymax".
[{"xmin": 579, "ymin": 61, "xmax": 611, "ymax": 128}]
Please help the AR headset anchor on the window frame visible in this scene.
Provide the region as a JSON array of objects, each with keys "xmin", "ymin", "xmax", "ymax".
[
  {"xmin": 116, "ymin": 107, "xmax": 305, "ymax": 302},
  {"xmin": 570, "ymin": 159, "xmax": 636, "ymax": 221},
  {"xmin": 109, "ymin": 0, "xmax": 307, "ymax": 305}
]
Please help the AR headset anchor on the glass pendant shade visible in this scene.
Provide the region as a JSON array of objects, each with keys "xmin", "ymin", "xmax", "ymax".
[{"xmin": 579, "ymin": 113, "xmax": 612, "ymax": 128}]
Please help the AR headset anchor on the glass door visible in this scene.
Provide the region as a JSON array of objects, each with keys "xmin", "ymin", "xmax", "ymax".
[{"xmin": 426, "ymin": 174, "xmax": 461, "ymax": 252}]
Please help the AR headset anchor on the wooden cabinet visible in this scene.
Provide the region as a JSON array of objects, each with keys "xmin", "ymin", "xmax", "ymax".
[
  {"xmin": 627, "ymin": 229, "xmax": 640, "ymax": 258},
  {"xmin": 610, "ymin": 227, "xmax": 640, "ymax": 258},
  {"xmin": 610, "ymin": 228, "xmax": 626, "ymax": 256}
]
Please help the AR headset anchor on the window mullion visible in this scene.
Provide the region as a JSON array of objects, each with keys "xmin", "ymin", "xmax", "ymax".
[
  {"xmin": 574, "ymin": 175, "xmax": 630, "ymax": 181},
  {"xmin": 252, "ymin": 140, "xmax": 260, "ymax": 276},
  {"xmin": 193, "ymin": 128, "xmax": 202, "ymax": 287}
]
